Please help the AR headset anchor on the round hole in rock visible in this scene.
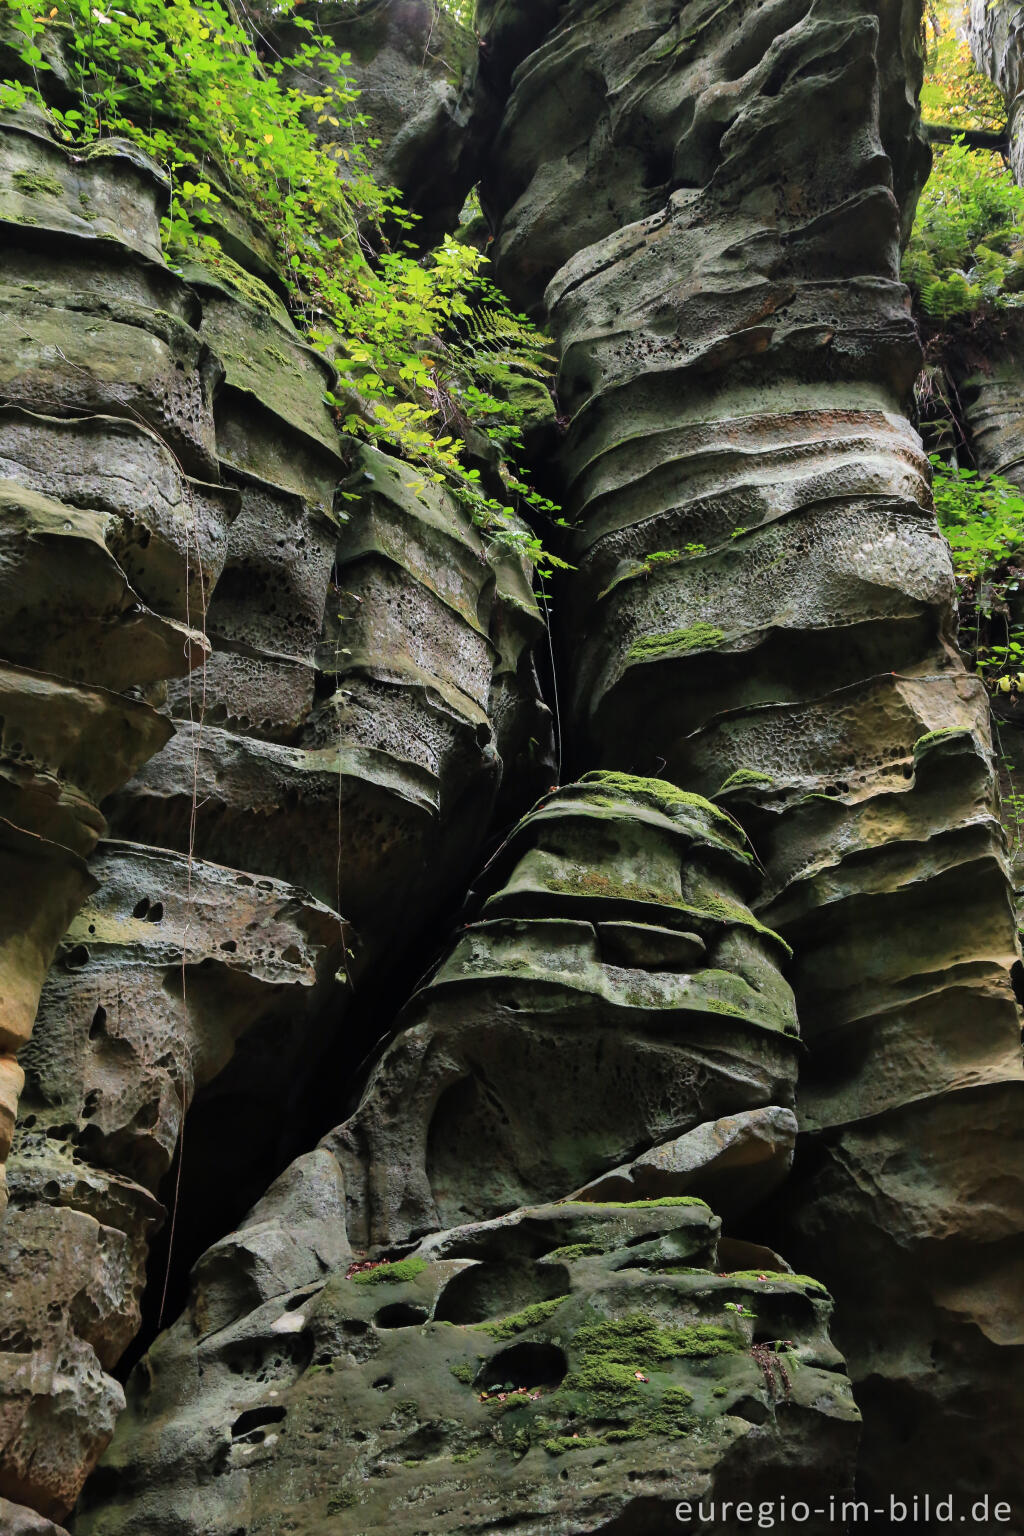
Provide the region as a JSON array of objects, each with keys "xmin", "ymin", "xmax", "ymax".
[
  {"xmin": 374, "ymin": 1302, "xmax": 429, "ymax": 1328},
  {"xmin": 230, "ymin": 1405, "xmax": 286, "ymax": 1441},
  {"xmin": 372, "ymin": 1376, "xmax": 393, "ymax": 1392},
  {"xmin": 478, "ymin": 1341, "xmax": 567, "ymax": 1393},
  {"xmin": 434, "ymin": 1261, "xmax": 570, "ymax": 1326}
]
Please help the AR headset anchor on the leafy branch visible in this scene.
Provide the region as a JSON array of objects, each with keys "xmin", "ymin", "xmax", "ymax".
[{"xmin": 1, "ymin": 0, "xmax": 566, "ymax": 568}]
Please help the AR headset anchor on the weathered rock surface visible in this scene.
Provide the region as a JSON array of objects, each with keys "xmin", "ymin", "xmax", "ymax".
[
  {"xmin": 109, "ymin": 435, "xmax": 552, "ymax": 933},
  {"xmin": 3, "ymin": 0, "xmax": 1024, "ymax": 1527},
  {"xmin": 272, "ymin": 0, "xmax": 492, "ymax": 250},
  {"xmin": 0, "ymin": 67, "xmax": 553, "ymax": 1526},
  {"xmin": 969, "ymin": 0, "xmax": 1024, "ymax": 180},
  {"xmin": 568, "ymin": 1107, "xmax": 798, "ymax": 1218},
  {"xmin": 0, "ymin": 842, "xmax": 344, "ymax": 1521},
  {"xmin": 75, "ymin": 1192, "xmax": 857, "ymax": 1535},
  {"xmin": 0, "ymin": 1497, "xmax": 69, "ymax": 1536},
  {"xmin": 69, "ymin": 778, "xmax": 855, "ymax": 1532},
  {"xmin": 336, "ymin": 774, "xmax": 800, "ymax": 1249},
  {"xmin": 0, "ymin": 114, "xmax": 216, "ymax": 1225},
  {"xmin": 481, "ymin": 0, "xmax": 1024, "ymax": 1508}
]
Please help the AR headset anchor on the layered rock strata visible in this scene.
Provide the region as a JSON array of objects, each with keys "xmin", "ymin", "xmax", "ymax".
[
  {"xmin": 74, "ymin": 779, "xmax": 855, "ymax": 1534},
  {"xmin": 0, "ymin": 115, "xmax": 219, "ymax": 1203},
  {"xmin": 480, "ymin": 0, "xmax": 1024, "ymax": 1506},
  {"xmin": 0, "ymin": 842, "xmax": 342, "ymax": 1524},
  {"xmin": 3, "ymin": 0, "xmax": 1022, "ymax": 1525},
  {"xmin": 0, "ymin": 111, "xmax": 227, "ymax": 1530},
  {"xmin": 0, "ymin": 68, "xmax": 552, "ymax": 1526},
  {"xmin": 335, "ymin": 774, "xmax": 801, "ymax": 1249}
]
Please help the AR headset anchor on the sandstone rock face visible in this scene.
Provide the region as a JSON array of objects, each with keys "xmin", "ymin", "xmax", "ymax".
[
  {"xmin": 480, "ymin": 0, "xmax": 1024, "ymax": 1509},
  {"xmin": 968, "ymin": 0, "xmax": 1024, "ymax": 179},
  {"xmin": 3, "ymin": 0, "xmax": 1024, "ymax": 1528},
  {"xmin": 272, "ymin": 0, "xmax": 492, "ymax": 250},
  {"xmin": 335, "ymin": 776, "xmax": 801, "ymax": 1249},
  {"xmin": 75, "ymin": 1196, "xmax": 858, "ymax": 1536},
  {"xmin": 107, "ymin": 433, "xmax": 551, "ymax": 935},
  {"xmin": 0, "ymin": 844, "xmax": 342, "ymax": 1522},
  {"xmin": 0, "ymin": 116, "xmax": 215, "ymax": 1218},
  {"xmin": 72, "ymin": 781, "xmax": 855, "ymax": 1535},
  {"xmin": 0, "ymin": 110, "xmax": 224, "ymax": 1520},
  {"xmin": 0, "ymin": 74, "xmax": 552, "ymax": 1523}
]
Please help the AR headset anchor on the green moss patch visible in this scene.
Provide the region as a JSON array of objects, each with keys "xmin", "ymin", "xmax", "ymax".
[
  {"xmin": 717, "ymin": 769, "xmax": 775, "ymax": 793},
  {"xmin": 350, "ymin": 1257, "xmax": 428, "ymax": 1286},
  {"xmin": 627, "ymin": 623, "xmax": 725, "ymax": 661},
  {"xmin": 913, "ymin": 727, "xmax": 971, "ymax": 757},
  {"xmin": 543, "ymin": 1433, "xmax": 605, "ymax": 1455},
  {"xmin": 543, "ymin": 1242, "xmax": 605, "ymax": 1262},
  {"xmin": 572, "ymin": 1315, "xmax": 743, "ymax": 1367},
  {"xmin": 580, "ymin": 771, "xmax": 737, "ymax": 828},
  {"xmin": 12, "ymin": 169, "xmax": 63, "ymax": 197},
  {"xmin": 326, "ymin": 1488, "xmax": 358, "ymax": 1512},
  {"xmin": 474, "ymin": 1296, "xmax": 569, "ymax": 1340},
  {"xmin": 560, "ymin": 1197, "xmax": 709, "ymax": 1210},
  {"xmin": 546, "ymin": 868, "xmax": 680, "ymax": 905},
  {"xmin": 722, "ymin": 1270, "xmax": 829, "ymax": 1296}
]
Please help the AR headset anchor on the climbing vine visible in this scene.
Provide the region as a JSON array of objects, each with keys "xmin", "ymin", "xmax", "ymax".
[{"xmin": 1, "ymin": 0, "xmax": 567, "ymax": 570}]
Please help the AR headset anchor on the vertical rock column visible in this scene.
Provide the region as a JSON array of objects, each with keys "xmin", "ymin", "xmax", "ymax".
[
  {"xmin": 0, "ymin": 108, "xmax": 227, "ymax": 1194},
  {"xmin": 73, "ymin": 776, "xmax": 861, "ymax": 1536},
  {"xmin": 0, "ymin": 109, "xmax": 235, "ymax": 1528},
  {"xmin": 483, "ymin": 0, "xmax": 1024, "ymax": 1505},
  {"xmin": 0, "ymin": 9, "xmax": 555, "ymax": 1510}
]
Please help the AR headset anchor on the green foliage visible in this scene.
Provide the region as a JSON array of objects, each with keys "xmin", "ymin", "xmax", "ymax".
[
  {"xmin": 1, "ymin": 0, "xmax": 563, "ymax": 565},
  {"xmin": 931, "ymin": 455, "xmax": 1024, "ymax": 684},
  {"xmin": 904, "ymin": 139, "xmax": 1024, "ymax": 319},
  {"xmin": 921, "ymin": 4, "xmax": 1005, "ymax": 132}
]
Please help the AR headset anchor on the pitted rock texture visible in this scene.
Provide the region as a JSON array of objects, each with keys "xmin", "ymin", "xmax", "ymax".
[
  {"xmin": 481, "ymin": 0, "xmax": 1024, "ymax": 1507},
  {"xmin": 480, "ymin": 0, "xmax": 926, "ymax": 313},
  {"xmin": 335, "ymin": 774, "xmax": 800, "ymax": 1250},
  {"xmin": 74, "ymin": 1193, "xmax": 857, "ymax": 1536},
  {"xmin": 109, "ymin": 437, "xmax": 552, "ymax": 935},
  {"xmin": 5, "ymin": 0, "xmax": 1024, "ymax": 1527},
  {"xmin": 66, "ymin": 775, "xmax": 843, "ymax": 1533},
  {"xmin": 0, "ymin": 72, "xmax": 552, "ymax": 1528},
  {"xmin": 0, "ymin": 114, "xmax": 216, "ymax": 1222},
  {"xmin": 0, "ymin": 842, "xmax": 344, "ymax": 1522}
]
